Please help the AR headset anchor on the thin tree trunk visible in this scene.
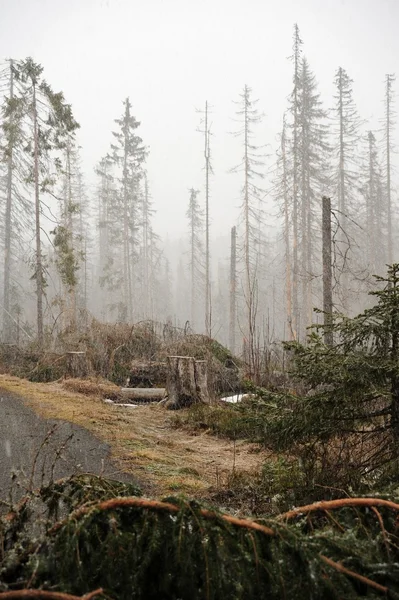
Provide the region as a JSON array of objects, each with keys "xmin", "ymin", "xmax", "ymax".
[
  {"xmin": 204, "ymin": 101, "xmax": 211, "ymax": 336},
  {"xmin": 123, "ymin": 101, "xmax": 131, "ymax": 322},
  {"xmin": 142, "ymin": 174, "xmax": 149, "ymax": 318},
  {"xmin": 306, "ymin": 169, "xmax": 312, "ymax": 326},
  {"xmin": 386, "ymin": 74, "xmax": 394, "ymax": 264},
  {"xmin": 33, "ymin": 81, "xmax": 44, "ymax": 347},
  {"xmin": 84, "ymin": 238, "xmax": 88, "ymax": 328},
  {"xmin": 66, "ymin": 141, "xmax": 76, "ymax": 330},
  {"xmin": 243, "ymin": 86, "xmax": 254, "ymax": 372},
  {"xmin": 229, "ymin": 226, "xmax": 237, "ymax": 353},
  {"xmin": 281, "ymin": 120, "xmax": 293, "ymax": 339},
  {"xmin": 292, "ymin": 24, "xmax": 301, "ymax": 340},
  {"xmin": 390, "ymin": 270, "xmax": 399, "ymax": 441},
  {"xmin": 98, "ymin": 165, "xmax": 109, "ymax": 321},
  {"xmin": 338, "ymin": 67, "xmax": 349, "ymax": 309},
  {"xmin": 190, "ymin": 194, "xmax": 195, "ymax": 328},
  {"xmin": 368, "ymin": 132, "xmax": 376, "ymax": 273},
  {"xmin": 322, "ymin": 196, "xmax": 333, "ymax": 346},
  {"xmin": 3, "ymin": 60, "xmax": 14, "ymax": 343},
  {"xmin": 300, "ymin": 68, "xmax": 310, "ymax": 334}
]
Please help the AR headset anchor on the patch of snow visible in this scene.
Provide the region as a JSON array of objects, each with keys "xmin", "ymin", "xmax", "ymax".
[
  {"xmin": 220, "ymin": 393, "xmax": 249, "ymax": 404},
  {"xmin": 103, "ymin": 398, "xmax": 139, "ymax": 408}
]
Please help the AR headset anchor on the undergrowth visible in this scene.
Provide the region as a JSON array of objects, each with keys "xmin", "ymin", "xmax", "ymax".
[
  {"xmin": 0, "ymin": 322, "xmax": 243, "ymax": 391},
  {"xmin": 2, "ymin": 474, "xmax": 399, "ymax": 598}
]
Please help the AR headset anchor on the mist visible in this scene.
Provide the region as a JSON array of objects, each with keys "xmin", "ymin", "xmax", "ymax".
[{"xmin": 0, "ymin": 0, "xmax": 397, "ymax": 357}]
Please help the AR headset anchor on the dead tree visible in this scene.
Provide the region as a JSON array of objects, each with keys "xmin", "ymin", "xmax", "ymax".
[
  {"xmin": 229, "ymin": 226, "xmax": 237, "ymax": 354},
  {"xmin": 322, "ymin": 196, "xmax": 333, "ymax": 346},
  {"xmin": 385, "ymin": 74, "xmax": 395, "ymax": 264}
]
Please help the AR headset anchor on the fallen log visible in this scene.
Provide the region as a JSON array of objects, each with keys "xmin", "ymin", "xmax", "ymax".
[{"xmin": 120, "ymin": 387, "xmax": 166, "ymax": 402}]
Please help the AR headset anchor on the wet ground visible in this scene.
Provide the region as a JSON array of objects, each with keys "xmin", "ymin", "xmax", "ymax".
[{"xmin": 0, "ymin": 389, "xmax": 133, "ymax": 500}]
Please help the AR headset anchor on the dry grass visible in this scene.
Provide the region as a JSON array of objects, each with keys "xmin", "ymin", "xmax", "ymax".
[
  {"xmin": 62, "ymin": 377, "xmax": 122, "ymax": 399},
  {"xmin": 0, "ymin": 374, "xmax": 267, "ymax": 502}
]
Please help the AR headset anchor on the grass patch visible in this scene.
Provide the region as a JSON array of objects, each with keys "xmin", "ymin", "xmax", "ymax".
[
  {"xmin": 62, "ymin": 377, "xmax": 121, "ymax": 399},
  {"xmin": 172, "ymin": 402, "xmax": 258, "ymax": 440},
  {"xmin": 0, "ymin": 375, "xmax": 266, "ymax": 504}
]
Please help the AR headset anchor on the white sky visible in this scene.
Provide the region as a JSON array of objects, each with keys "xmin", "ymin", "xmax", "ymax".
[{"xmin": 0, "ymin": 0, "xmax": 398, "ymax": 239}]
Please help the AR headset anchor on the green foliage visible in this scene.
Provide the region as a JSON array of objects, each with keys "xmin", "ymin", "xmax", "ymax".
[
  {"xmin": 233, "ymin": 265, "xmax": 399, "ymax": 496},
  {"xmin": 51, "ymin": 225, "xmax": 80, "ymax": 289},
  {"xmin": 210, "ymin": 458, "xmax": 307, "ymax": 516},
  {"xmin": 3, "ymin": 474, "xmax": 399, "ymax": 598},
  {"xmin": 174, "ymin": 402, "xmax": 254, "ymax": 439}
]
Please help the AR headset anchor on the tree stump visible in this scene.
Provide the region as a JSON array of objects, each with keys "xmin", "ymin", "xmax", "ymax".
[
  {"xmin": 66, "ymin": 351, "xmax": 88, "ymax": 379},
  {"xmin": 165, "ymin": 356, "xmax": 210, "ymax": 409}
]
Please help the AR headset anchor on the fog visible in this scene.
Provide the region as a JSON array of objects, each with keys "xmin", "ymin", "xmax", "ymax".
[{"xmin": 0, "ymin": 0, "xmax": 398, "ymax": 354}]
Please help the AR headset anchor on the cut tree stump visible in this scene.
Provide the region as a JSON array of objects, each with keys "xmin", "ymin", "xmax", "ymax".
[
  {"xmin": 165, "ymin": 356, "xmax": 211, "ymax": 410},
  {"xmin": 66, "ymin": 351, "xmax": 88, "ymax": 379}
]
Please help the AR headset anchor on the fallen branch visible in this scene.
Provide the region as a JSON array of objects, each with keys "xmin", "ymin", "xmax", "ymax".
[
  {"xmin": 278, "ymin": 497, "xmax": 399, "ymax": 521},
  {"xmin": 320, "ymin": 554, "xmax": 388, "ymax": 594},
  {"xmin": 0, "ymin": 589, "xmax": 103, "ymax": 600},
  {"xmin": 48, "ymin": 497, "xmax": 275, "ymax": 537}
]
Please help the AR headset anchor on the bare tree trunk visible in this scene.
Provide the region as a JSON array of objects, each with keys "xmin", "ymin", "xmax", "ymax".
[
  {"xmin": 292, "ymin": 24, "xmax": 301, "ymax": 340},
  {"xmin": 142, "ymin": 174, "xmax": 149, "ymax": 318},
  {"xmin": 386, "ymin": 74, "xmax": 394, "ymax": 264},
  {"xmin": 190, "ymin": 194, "xmax": 195, "ymax": 328},
  {"xmin": 83, "ymin": 238, "xmax": 88, "ymax": 328},
  {"xmin": 204, "ymin": 101, "xmax": 211, "ymax": 337},
  {"xmin": 368, "ymin": 132, "xmax": 376, "ymax": 273},
  {"xmin": 33, "ymin": 81, "xmax": 44, "ymax": 347},
  {"xmin": 3, "ymin": 60, "xmax": 14, "ymax": 343},
  {"xmin": 66, "ymin": 140, "xmax": 77, "ymax": 330},
  {"xmin": 300, "ymin": 132, "xmax": 308, "ymax": 335},
  {"xmin": 243, "ymin": 87, "xmax": 254, "ymax": 372},
  {"xmin": 122, "ymin": 99, "xmax": 133, "ymax": 322},
  {"xmin": 229, "ymin": 226, "xmax": 237, "ymax": 353},
  {"xmin": 338, "ymin": 67, "xmax": 348, "ymax": 308},
  {"xmin": 98, "ymin": 161, "xmax": 110, "ymax": 320},
  {"xmin": 322, "ymin": 196, "xmax": 333, "ymax": 346},
  {"xmin": 281, "ymin": 120, "xmax": 293, "ymax": 340}
]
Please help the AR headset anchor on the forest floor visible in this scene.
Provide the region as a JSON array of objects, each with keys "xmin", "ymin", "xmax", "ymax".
[{"xmin": 0, "ymin": 374, "xmax": 267, "ymax": 504}]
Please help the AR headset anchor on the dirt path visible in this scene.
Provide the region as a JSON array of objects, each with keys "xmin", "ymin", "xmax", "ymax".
[{"xmin": 0, "ymin": 375, "xmax": 267, "ymax": 499}]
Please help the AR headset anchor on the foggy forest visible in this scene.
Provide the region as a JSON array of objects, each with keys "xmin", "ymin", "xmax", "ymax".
[
  {"xmin": 3, "ymin": 1, "xmax": 399, "ymax": 598},
  {"xmin": 0, "ymin": 23, "xmax": 395, "ymax": 364}
]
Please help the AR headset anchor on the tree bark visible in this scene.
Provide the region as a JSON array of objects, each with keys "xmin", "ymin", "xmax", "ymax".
[
  {"xmin": 229, "ymin": 226, "xmax": 237, "ymax": 353},
  {"xmin": 65, "ymin": 140, "xmax": 77, "ymax": 330},
  {"xmin": 33, "ymin": 81, "xmax": 44, "ymax": 347},
  {"xmin": 165, "ymin": 356, "xmax": 210, "ymax": 409},
  {"xmin": 120, "ymin": 388, "xmax": 166, "ymax": 401},
  {"xmin": 338, "ymin": 67, "xmax": 348, "ymax": 309},
  {"xmin": 386, "ymin": 74, "xmax": 394, "ymax": 264},
  {"xmin": 281, "ymin": 120, "xmax": 293, "ymax": 340},
  {"xmin": 204, "ymin": 101, "xmax": 211, "ymax": 337},
  {"xmin": 66, "ymin": 351, "xmax": 88, "ymax": 378},
  {"xmin": 3, "ymin": 60, "xmax": 14, "ymax": 343},
  {"xmin": 322, "ymin": 196, "xmax": 333, "ymax": 346},
  {"xmin": 292, "ymin": 24, "xmax": 301, "ymax": 339}
]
